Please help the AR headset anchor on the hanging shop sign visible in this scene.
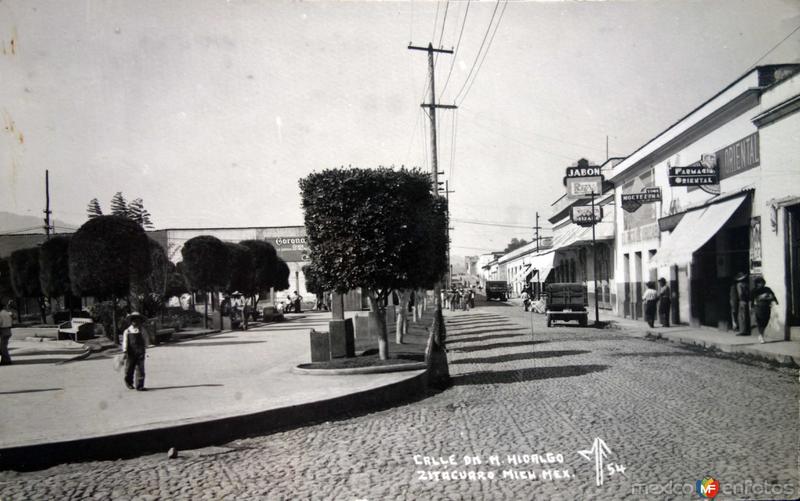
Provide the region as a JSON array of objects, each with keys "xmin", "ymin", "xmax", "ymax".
[
  {"xmin": 668, "ymin": 155, "xmax": 719, "ymax": 186},
  {"xmin": 571, "ymin": 205, "xmax": 603, "ymax": 227},
  {"xmin": 564, "ymin": 159, "xmax": 604, "ymax": 199},
  {"xmin": 621, "ymin": 187, "xmax": 662, "ymax": 213},
  {"xmin": 750, "ymin": 216, "xmax": 762, "ymax": 275}
]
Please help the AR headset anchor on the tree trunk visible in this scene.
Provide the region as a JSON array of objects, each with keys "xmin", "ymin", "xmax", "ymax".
[
  {"xmin": 112, "ymin": 295, "xmax": 118, "ymax": 344},
  {"xmin": 367, "ymin": 292, "xmax": 389, "ymax": 360},
  {"xmin": 396, "ymin": 289, "xmax": 410, "ymax": 344},
  {"xmin": 204, "ymin": 292, "xmax": 209, "ymax": 329}
]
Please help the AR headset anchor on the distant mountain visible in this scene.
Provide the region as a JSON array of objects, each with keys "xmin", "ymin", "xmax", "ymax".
[{"xmin": 0, "ymin": 211, "xmax": 81, "ymax": 234}]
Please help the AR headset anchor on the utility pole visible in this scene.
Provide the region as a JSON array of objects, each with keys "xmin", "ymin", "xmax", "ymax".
[
  {"xmin": 441, "ymin": 180, "xmax": 455, "ymax": 288},
  {"xmin": 43, "ymin": 170, "xmax": 52, "ymax": 239},
  {"xmin": 408, "ymin": 42, "xmax": 457, "ymax": 191},
  {"xmin": 590, "ymin": 190, "xmax": 599, "ymax": 325},
  {"xmin": 409, "ymin": 42, "xmax": 456, "ymax": 307}
]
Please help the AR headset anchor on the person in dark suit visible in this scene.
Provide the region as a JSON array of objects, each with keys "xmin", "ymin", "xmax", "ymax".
[{"xmin": 657, "ymin": 278, "xmax": 671, "ymax": 327}]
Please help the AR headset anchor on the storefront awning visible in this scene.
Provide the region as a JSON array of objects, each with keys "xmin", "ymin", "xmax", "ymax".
[
  {"xmin": 654, "ymin": 194, "xmax": 748, "ymax": 267},
  {"xmin": 510, "ymin": 264, "xmax": 532, "ymax": 283},
  {"xmin": 529, "ymin": 252, "xmax": 555, "ymax": 282}
]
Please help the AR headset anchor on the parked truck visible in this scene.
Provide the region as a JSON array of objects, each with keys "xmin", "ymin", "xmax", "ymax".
[
  {"xmin": 545, "ymin": 282, "xmax": 588, "ymax": 327},
  {"xmin": 485, "ymin": 281, "xmax": 510, "ymax": 301}
]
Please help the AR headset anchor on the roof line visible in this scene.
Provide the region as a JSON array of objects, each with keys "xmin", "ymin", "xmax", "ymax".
[{"xmin": 614, "ymin": 64, "xmax": 799, "ymax": 171}]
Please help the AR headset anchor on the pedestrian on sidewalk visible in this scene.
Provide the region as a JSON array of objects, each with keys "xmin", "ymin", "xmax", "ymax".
[
  {"xmin": 521, "ymin": 289, "xmax": 530, "ymax": 312},
  {"xmin": 0, "ymin": 300, "xmax": 15, "ymax": 366},
  {"xmin": 733, "ymin": 272, "xmax": 751, "ymax": 336},
  {"xmin": 642, "ymin": 281, "xmax": 658, "ymax": 328},
  {"xmin": 752, "ymin": 277, "xmax": 778, "ymax": 344},
  {"xmin": 657, "ymin": 278, "xmax": 671, "ymax": 327},
  {"xmin": 122, "ymin": 312, "xmax": 148, "ymax": 391}
]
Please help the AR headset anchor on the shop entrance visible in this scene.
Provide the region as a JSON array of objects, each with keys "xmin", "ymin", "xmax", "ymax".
[{"xmin": 787, "ymin": 204, "xmax": 800, "ymax": 328}]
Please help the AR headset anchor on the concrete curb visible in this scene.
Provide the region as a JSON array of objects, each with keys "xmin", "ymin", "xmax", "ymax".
[
  {"xmin": 293, "ymin": 361, "xmax": 427, "ymax": 375},
  {"xmin": 0, "ymin": 368, "xmax": 429, "ymax": 471}
]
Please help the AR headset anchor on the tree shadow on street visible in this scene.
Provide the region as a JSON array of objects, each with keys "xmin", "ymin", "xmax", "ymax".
[
  {"xmin": 451, "ymin": 340, "xmax": 548, "ymax": 353},
  {"xmin": 146, "ymin": 384, "xmax": 224, "ymax": 391},
  {"xmin": 447, "ymin": 327, "xmax": 529, "ymax": 336},
  {"xmin": 446, "ymin": 332, "xmax": 529, "ymax": 345},
  {"xmin": 0, "ymin": 387, "xmax": 63, "ymax": 395},
  {"xmin": 4, "ymin": 358, "xmax": 74, "ymax": 365},
  {"xmin": 609, "ymin": 351, "xmax": 704, "ymax": 358},
  {"xmin": 450, "ymin": 350, "xmax": 591, "ymax": 365},
  {"xmin": 165, "ymin": 340, "xmax": 266, "ymax": 348},
  {"xmin": 452, "ymin": 364, "xmax": 609, "ymax": 385}
]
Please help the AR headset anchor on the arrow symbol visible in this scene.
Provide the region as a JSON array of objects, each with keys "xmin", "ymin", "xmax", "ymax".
[{"xmin": 578, "ymin": 437, "xmax": 612, "ymax": 486}]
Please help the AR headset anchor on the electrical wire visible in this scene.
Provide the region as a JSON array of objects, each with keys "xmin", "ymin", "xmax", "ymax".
[
  {"xmin": 439, "ymin": 0, "xmax": 471, "ymax": 101},
  {"xmin": 457, "ymin": 0, "xmax": 508, "ymax": 105},
  {"xmin": 746, "ymin": 23, "xmax": 800, "ymax": 71},
  {"xmin": 452, "ymin": 0, "xmax": 501, "ymax": 104}
]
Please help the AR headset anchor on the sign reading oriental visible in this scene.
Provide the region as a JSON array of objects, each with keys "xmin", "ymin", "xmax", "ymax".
[{"xmin": 263, "ymin": 237, "xmax": 310, "ymax": 262}]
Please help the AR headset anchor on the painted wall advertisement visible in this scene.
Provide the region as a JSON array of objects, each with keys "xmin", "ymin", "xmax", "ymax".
[
  {"xmin": 263, "ymin": 236, "xmax": 310, "ymax": 262},
  {"xmin": 750, "ymin": 216, "xmax": 762, "ymax": 275}
]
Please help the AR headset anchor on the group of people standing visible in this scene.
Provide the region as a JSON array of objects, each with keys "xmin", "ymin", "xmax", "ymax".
[
  {"xmin": 642, "ymin": 273, "xmax": 778, "ymax": 343},
  {"xmin": 642, "ymin": 278, "xmax": 672, "ymax": 329},
  {"xmin": 446, "ymin": 287, "xmax": 475, "ymax": 311},
  {"xmin": 731, "ymin": 272, "xmax": 778, "ymax": 343}
]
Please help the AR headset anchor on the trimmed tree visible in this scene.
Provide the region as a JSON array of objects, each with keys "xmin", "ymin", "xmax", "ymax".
[
  {"xmin": 39, "ymin": 236, "xmax": 73, "ymax": 314},
  {"xmin": 274, "ymin": 257, "xmax": 291, "ymax": 293},
  {"xmin": 69, "ymin": 215, "xmax": 152, "ymax": 340},
  {"xmin": 299, "ymin": 167, "xmax": 435, "ymax": 359},
  {"xmin": 240, "ymin": 239, "xmax": 278, "ymax": 305},
  {"xmin": 131, "ymin": 239, "xmax": 171, "ymax": 318},
  {"xmin": 302, "ymin": 263, "xmax": 326, "ymax": 310},
  {"xmin": 225, "ymin": 242, "xmax": 254, "ymax": 330},
  {"xmin": 181, "ymin": 236, "xmax": 230, "ymax": 329},
  {"xmin": 9, "ymin": 247, "xmax": 46, "ymax": 323},
  {"xmin": 166, "ymin": 262, "xmax": 189, "ymax": 299}
]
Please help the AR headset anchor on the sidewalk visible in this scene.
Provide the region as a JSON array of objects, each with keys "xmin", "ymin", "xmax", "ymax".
[
  {"xmin": 0, "ymin": 311, "xmax": 431, "ymax": 470},
  {"xmin": 508, "ymin": 297, "xmax": 800, "ymax": 366}
]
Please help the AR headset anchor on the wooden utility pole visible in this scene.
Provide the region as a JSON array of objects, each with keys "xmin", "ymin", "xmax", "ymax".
[
  {"xmin": 409, "ymin": 42, "xmax": 456, "ymax": 307},
  {"xmin": 408, "ymin": 43, "xmax": 457, "ymax": 191},
  {"xmin": 43, "ymin": 170, "xmax": 52, "ymax": 239}
]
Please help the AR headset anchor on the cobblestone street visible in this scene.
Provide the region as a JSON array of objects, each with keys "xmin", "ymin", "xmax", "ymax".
[{"xmin": 1, "ymin": 301, "xmax": 798, "ymax": 500}]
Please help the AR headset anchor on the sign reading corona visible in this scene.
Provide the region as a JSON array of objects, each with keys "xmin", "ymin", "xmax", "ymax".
[{"xmin": 263, "ymin": 236, "xmax": 309, "ymax": 262}]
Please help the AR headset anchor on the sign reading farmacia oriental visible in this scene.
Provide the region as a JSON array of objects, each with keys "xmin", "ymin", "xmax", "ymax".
[{"xmin": 668, "ymin": 155, "xmax": 719, "ymax": 186}]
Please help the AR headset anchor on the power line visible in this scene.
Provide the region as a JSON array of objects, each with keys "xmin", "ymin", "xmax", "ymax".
[
  {"xmin": 452, "ymin": 0, "xmax": 501, "ymax": 103},
  {"xmin": 439, "ymin": 0, "xmax": 471, "ymax": 101},
  {"xmin": 457, "ymin": 0, "xmax": 509, "ymax": 105},
  {"xmin": 746, "ymin": 23, "xmax": 800, "ymax": 71},
  {"xmin": 431, "ymin": 1, "xmax": 441, "ymax": 46},
  {"xmin": 460, "ymin": 105, "xmax": 607, "ymax": 153},
  {"xmin": 436, "ymin": 1, "xmax": 450, "ymax": 49},
  {"xmin": 451, "ymin": 218, "xmax": 541, "ymax": 229}
]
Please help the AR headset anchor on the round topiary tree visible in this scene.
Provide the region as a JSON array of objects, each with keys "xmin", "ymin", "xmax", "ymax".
[
  {"xmin": 69, "ymin": 215, "xmax": 152, "ymax": 340},
  {"xmin": 39, "ymin": 235, "xmax": 73, "ymax": 316},
  {"xmin": 302, "ymin": 263, "xmax": 326, "ymax": 310},
  {"xmin": 274, "ymin": 257, "xmax": 291, "ymax": 293},
  {"xmin": 131, "ymin": 238, "xmax": 171, "ymax": 318},
  {"xmin": 299, "ymin": 166, "xmax": 437, "ymax": 359},
  {"xmin": 225, "ymin": 242, "xmax": 254, "ymax": 329},
  {"xmin": 9, "ymin": 247, "xmax": 46, "ymax": 323},
  {"xmin": 240, "ymin": 239, "xmax": 278, "ymax": 306},
  {"xmin": 181, "ymin": 235, "xmax": 230, "ymax": 329}
]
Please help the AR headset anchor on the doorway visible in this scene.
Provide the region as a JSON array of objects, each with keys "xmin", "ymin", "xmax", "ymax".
[{"xmin": 787, "ymin": 204, "xmax": 800, "ymax": 330}]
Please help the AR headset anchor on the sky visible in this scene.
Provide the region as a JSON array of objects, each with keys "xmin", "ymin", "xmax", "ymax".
[{"xmin": 1, "ymin": 0, "xmax": 799, "ymax": 260}]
